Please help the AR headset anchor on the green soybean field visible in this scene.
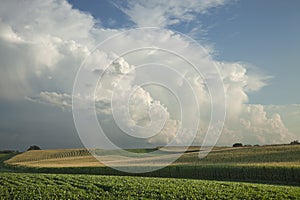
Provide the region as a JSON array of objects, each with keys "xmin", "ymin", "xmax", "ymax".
[{"xmin": 0, "ymin": 172, "xmax": 299, "ymax": 200}]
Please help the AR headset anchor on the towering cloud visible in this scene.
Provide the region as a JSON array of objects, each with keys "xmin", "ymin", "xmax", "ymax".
[{"xmin": 0, "ymin": 0, "xmax": 297, "ymax": 150}]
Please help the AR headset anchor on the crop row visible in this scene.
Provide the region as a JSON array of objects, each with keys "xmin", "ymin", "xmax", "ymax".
[
  {"xmin": 0, "ymin": 172, "xmax": 299, "ymax": 199},
  {"xmin": 177, "ymin": 145, "xmax": 300, "ymax": 164},
  {"xmin": 6, "ymin": 149, "xmax": 91, "ymax": 163},
  {"xmin": 7, "ymin": 164, "xmax": 300, "ymax": 185}
]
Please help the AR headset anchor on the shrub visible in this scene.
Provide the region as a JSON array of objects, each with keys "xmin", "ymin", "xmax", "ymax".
[
  {"xmin": 0, "ymin": 150, "xmax": 16, "ymax": 154},
  {"xmin": 290, "ymin": 140, "xmax": 300, "ymax": 145},
  {"xmin": 233, "ymin": 143, "xmax": 243, "ymax": 147},
  {"xmin": 27, "ymin": 145, "xmax": 41, "ymax": 151}
]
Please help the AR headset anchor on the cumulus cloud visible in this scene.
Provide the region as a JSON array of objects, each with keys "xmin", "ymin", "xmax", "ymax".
[
  {"xmin": 0, "ymin": 0, "xmax": 297, "ymax": 149},
  {"xmin": 0, "ymin": 0, "xmax": 95, "ymax": 43},
  {"xmin": 0, "ymin": 0, "xmax": 97, "ymax": 100},
  {"xmin": 264, "ymin": 104, "xmax": 300, "ymax": 138},
  {"xmin": 218, "ymin": 104, "xmax": 295, "ymax": 145},
  {"xmin": 214, "ymin": 62, "xmax": 294, "ymax": 145}
]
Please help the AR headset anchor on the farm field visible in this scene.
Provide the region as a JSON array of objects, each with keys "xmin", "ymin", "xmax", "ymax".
[
  {"xmin": 3, "ymin": 145, "xmax": 300, "ymax": 185},
  {"xmin": 178, "ymin": 145, "xmax": 300, "ymax": 167},
  {"xmin": 6, "ymin": 145, "xmax": 300, "ymax": 168},
  {"xmin": 1, "ymin": 172, "xmax": 300, "ymax": 199},
  {"xmin": 1, "ymin": 146, "xmax": 300, "ymax": 199}
]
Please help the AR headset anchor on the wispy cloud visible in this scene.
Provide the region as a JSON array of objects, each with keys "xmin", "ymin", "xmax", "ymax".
[{"xmin": 115, "ymin": 0, "xmax": 231, "ymax": 27}]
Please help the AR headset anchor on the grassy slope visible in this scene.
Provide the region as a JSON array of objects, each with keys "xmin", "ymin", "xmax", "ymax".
[{"xmin": 1, "ymin": 172, "xmax": 299, "ymax": 199}]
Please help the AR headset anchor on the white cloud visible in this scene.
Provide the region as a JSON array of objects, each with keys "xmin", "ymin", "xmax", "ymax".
[
  {"xmin": 26, "ymin": 91, "xmax": 72, "ymax": 110},
  {"xmin": 218, "ymin": 104, "xmax": 295, "ymax": 145},
  {"xmin": 264, "ymin": 104, "xmax": 300, "ymax": 138},
  {"xmin": 116, "ymin": 0, "xmax": 230, "ymax": 27},
  {"xmin": 0, "ymin": 0, "xmax": 95, "ymax": 44},
  {"xmin": 0, "ymin": 0, "xmax": 98, "ymax": 100},
  {"xmin": 0, "ymin": 0, "xmax": 297, "ymax": 148}
]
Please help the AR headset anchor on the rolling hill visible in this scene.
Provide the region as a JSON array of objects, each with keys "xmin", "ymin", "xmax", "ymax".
[{"xmin": 5, "ymin": 145, "xmax": 300, "ymax": 168}]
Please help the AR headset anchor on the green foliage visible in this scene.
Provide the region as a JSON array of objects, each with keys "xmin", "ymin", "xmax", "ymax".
[
  {"xmin": 290, "ymin": 140, "xmax": 300, "ymax": 145},
  {"xmin": 233, "ymin": 143, "xmax": 243, "ymax": 147},
  {"xmin": 177, "ymin": 145, "xmax": 300, "ymax": 164},
  {"xmin": 0, "ymin": 173, "xmax": 299, "ymax": 200},
  {"xmin": 27, "ymin": 145, "xmax": 41, "ymax": 151},
  {"xmin": 0, "ymin": 153, "xmax": 18, "ymax": 172}
]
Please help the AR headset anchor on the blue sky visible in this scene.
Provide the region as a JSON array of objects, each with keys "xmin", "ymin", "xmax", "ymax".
[
  {"xmin": 0, "ymin": 0, "xmax": 299, "ymax": 150},
  {"xmin": 200, "ymin": 0, "xmax": 300, "ymax": 105},
  {"xmin": 69, "ymin": 0, "xmax": 300, "ymax": 105}
]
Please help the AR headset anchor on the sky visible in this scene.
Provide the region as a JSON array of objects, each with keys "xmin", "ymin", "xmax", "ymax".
[{"xmin": 0, "ymin": 0, "xmax": 299, "ymax": 151}]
